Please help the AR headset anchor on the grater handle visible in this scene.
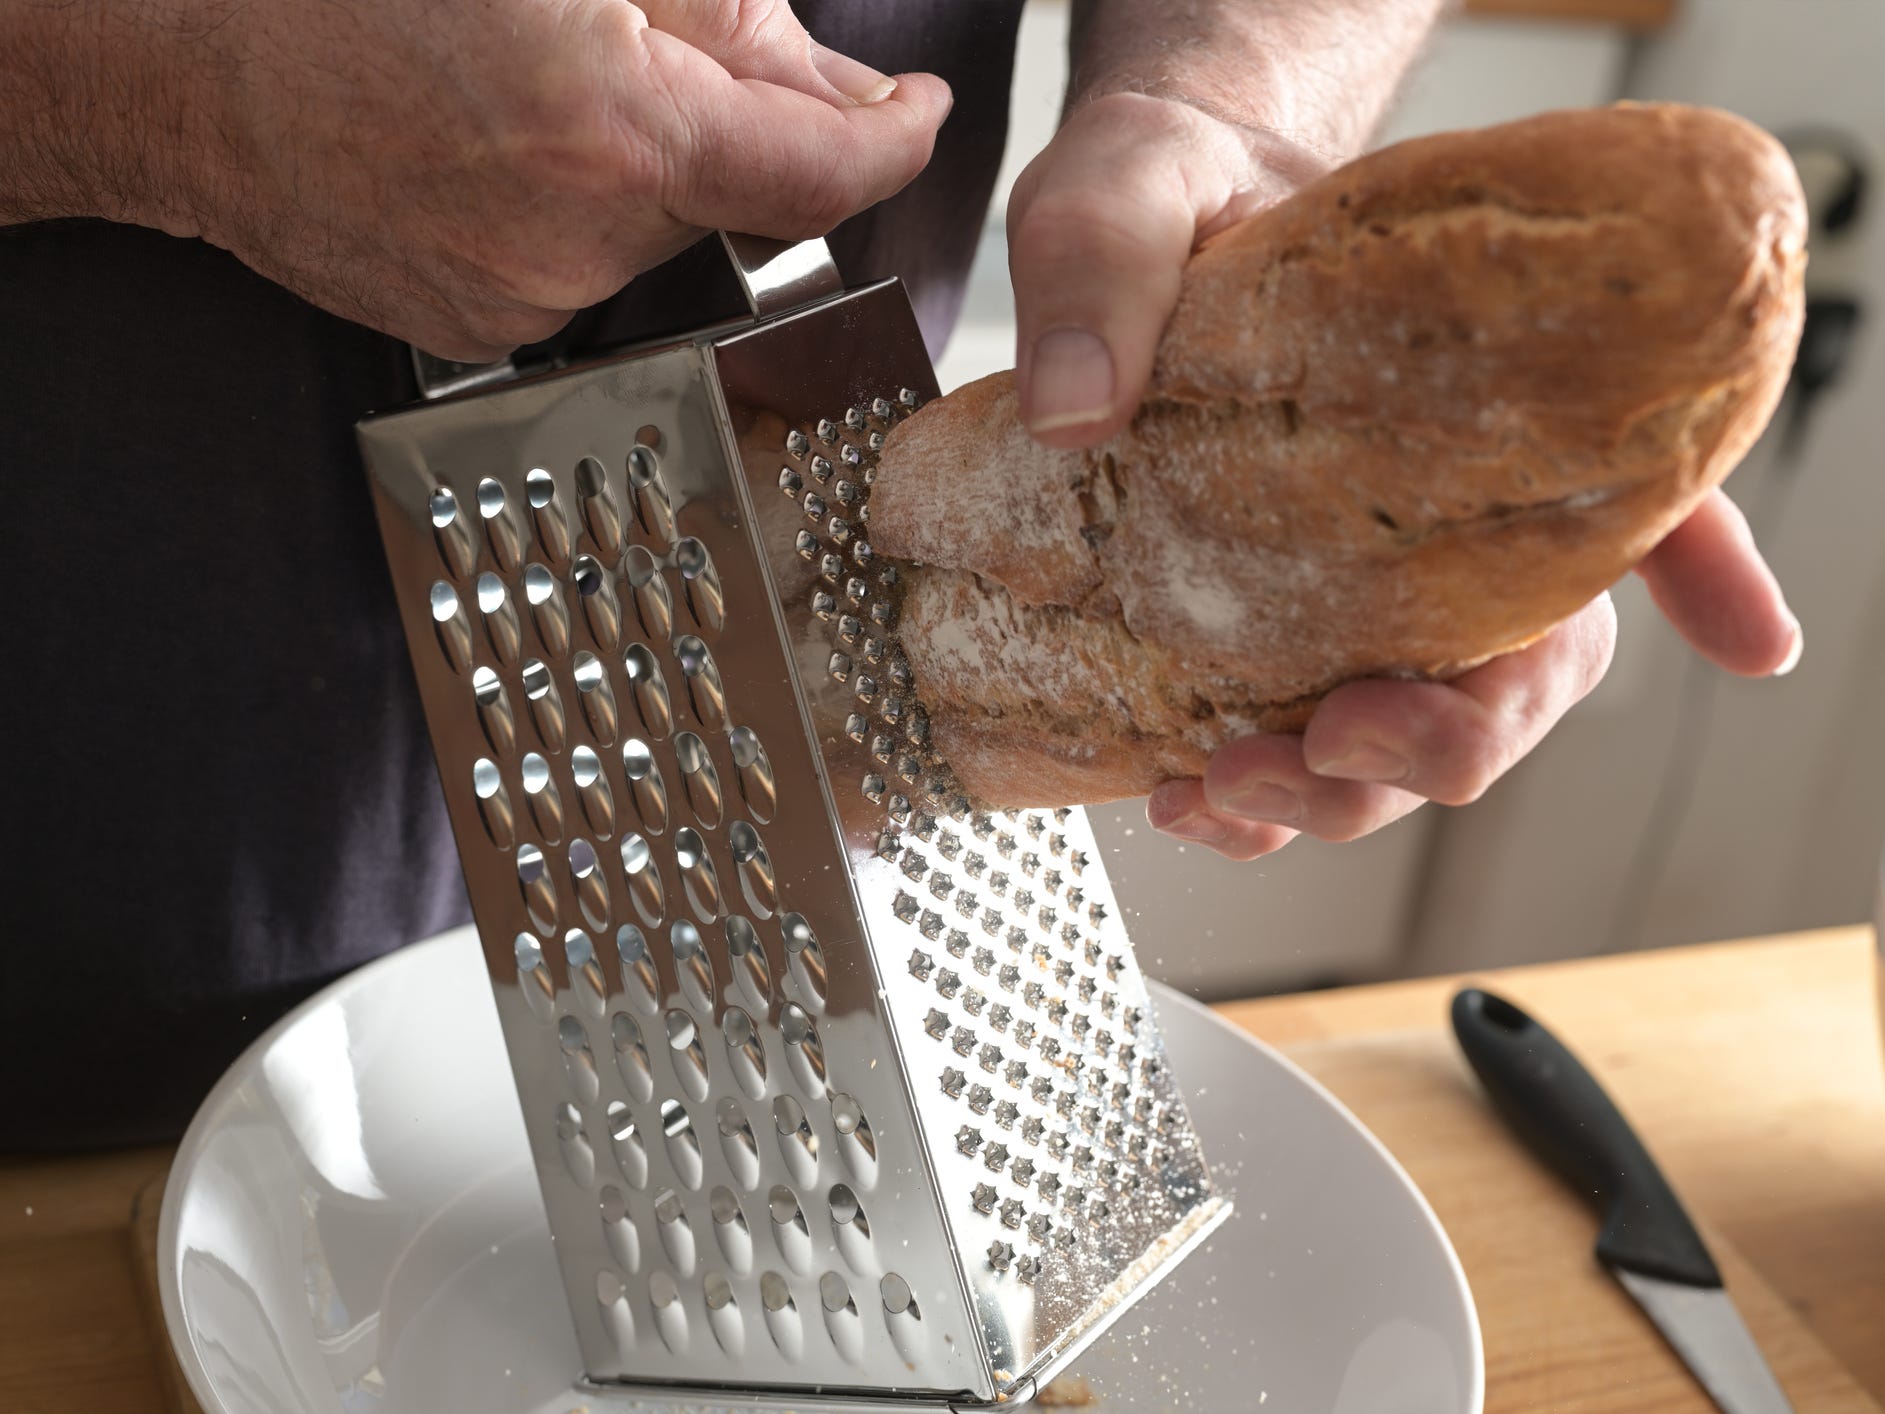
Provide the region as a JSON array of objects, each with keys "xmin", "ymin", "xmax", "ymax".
[
  {"xmin": 718, "ymin": 233, "xmax": 843, "ymax": 319},
  {"xmin": 409, "ymin": 234, "xmax": 842, "ymax": 399}
]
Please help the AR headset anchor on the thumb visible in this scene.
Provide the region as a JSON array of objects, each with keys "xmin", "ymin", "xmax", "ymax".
[
  {"xmin": 1007, "ymin": 96, "xmax": 1207, "ymax": 448},
  {"xmin": 640, "ymin": 0, "xmax": 897, "ymax": 107}
]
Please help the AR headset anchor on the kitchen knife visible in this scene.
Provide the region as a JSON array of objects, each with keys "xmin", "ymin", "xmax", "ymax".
[{"xmin": 1450, "ymin": 986, "xmax": 1794, "ymax": 1414}]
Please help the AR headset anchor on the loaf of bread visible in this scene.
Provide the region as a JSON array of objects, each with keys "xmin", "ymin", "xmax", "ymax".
[{"xmin": 868, "ymin": 103, "xmax": 1806, "ymax": 808}]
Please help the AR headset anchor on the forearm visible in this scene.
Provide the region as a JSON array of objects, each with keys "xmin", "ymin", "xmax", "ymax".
[
  {"xmin": 0, "ymin": 0, "xmax": 197, "ymax": 228},
  {"xmin": 1068, "ymin": 0, "xmax": 1445, "ymax": 163}
]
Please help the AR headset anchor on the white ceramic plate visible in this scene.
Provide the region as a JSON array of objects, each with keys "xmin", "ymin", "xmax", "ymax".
[{"xmin": 159, "ymin": 927, "xmax": 1482, "ymax": 1413}]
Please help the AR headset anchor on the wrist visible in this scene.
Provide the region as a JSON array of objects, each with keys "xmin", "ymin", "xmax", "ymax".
[
  {"xmin": 0, "ymin": 0, "xmax": 209, "ymax": 231},
  {"xmin": 1066, "ymin": 0, "xmax": 1444, "ymax": 164}
]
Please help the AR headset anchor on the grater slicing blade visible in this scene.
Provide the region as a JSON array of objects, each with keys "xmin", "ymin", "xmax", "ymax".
[{"xmin": 356, "ymin": 237, "xmax": 1228, "ymax": 1411}]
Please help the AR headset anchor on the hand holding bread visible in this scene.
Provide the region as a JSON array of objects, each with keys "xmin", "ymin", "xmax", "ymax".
[{"xmin": 869, "ymin": 104, "xmax": 1808, "ymax": 815}]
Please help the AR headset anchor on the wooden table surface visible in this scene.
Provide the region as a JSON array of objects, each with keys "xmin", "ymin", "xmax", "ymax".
[{"xmin": 4, "ymin": 926, "xmax": 1882, "ymax": 1412}]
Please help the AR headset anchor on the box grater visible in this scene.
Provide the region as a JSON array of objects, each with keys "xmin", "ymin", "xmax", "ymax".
[{"xmin": 357, "ymin": 234, "xmax": 1229, "ymax": 1410}]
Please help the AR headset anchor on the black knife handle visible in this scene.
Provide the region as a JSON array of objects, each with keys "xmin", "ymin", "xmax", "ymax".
[{"xmin": 1451, "ymin": 987, "xmax": 1721, "ymax": 1288}]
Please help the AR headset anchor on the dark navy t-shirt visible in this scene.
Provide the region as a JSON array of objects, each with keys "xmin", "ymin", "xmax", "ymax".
[{"xmin": 0, "ymin": 1, "xmax": 1025, "ymax": 1148}]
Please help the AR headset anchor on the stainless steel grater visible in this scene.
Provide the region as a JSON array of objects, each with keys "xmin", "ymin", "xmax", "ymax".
[{"xmin": 356, "ymin": 234, "xmax": 1229, "ymax": 1411}]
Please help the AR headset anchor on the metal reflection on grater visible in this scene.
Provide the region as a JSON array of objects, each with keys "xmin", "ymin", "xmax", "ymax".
[{"xmin": 357, "ymin": 236, "xmax": 1225, "ymax": 1411}]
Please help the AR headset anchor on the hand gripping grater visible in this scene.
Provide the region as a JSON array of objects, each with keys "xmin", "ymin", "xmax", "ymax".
[{"xmin": 356, "ymin": 234, "xmax": 1230, "ymax": 1410}]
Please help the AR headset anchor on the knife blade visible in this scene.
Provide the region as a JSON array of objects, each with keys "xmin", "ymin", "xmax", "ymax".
[{"xmin": 1450, "ymin": 986, "xmax": 1794, "ymax": 1414}]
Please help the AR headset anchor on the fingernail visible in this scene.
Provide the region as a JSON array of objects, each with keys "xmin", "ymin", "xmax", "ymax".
[
  {"xmin": 1219, "ymin": 781, "xmax": 1304, "ymax": 823},
  {"xmin": 1027, "ymin": 329, "xmax": 1114, "ymax": 433},
  {"xmin": 1157, "ymin": 808, "xmax": 1228, "ymax": 845},
  {"xmin": 1773, "ymin": 621, "xmax": 1804, "ymax": 677},
  {"xmin": 1312, "ymin": 741, "xmax": 1410, "ymax": 783},
  {"xmin": 809, "ymin": 42, "xmax": 897, "ymax": 104}
]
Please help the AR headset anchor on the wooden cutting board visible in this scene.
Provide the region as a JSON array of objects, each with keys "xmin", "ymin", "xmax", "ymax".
[{"xmin": 1278, "ymin": 1028, "xmax": 1879, "ymax": 1412}]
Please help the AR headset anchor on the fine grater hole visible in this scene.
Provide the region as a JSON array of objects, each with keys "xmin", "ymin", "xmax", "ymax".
[
  {"xmin": 728, "ymin": 821, "xmax": 778, "ymax": 918},
  {"xmin": 472, "ymin": 758, "xmax": 514, "ymax": 849},
  {"xmin": 674, "ymin": 635, "xmax": 728, "ymax": 731},
  {"xmin": 673, "ymin": 826, "xmax": 724, "ymax": 922},
  {"xmin": 674, "ymin": 537, "xmax": 726, "ymax": 636},
  {"xmin": 768, "ymin": 1185, "xmax": 813, "ymax": 1273},
  {"xmin": 721, "ymin": 1005, "xmax": 768, "ymax": 1098},
  {"xmin": 607, "ymin": 1099, "xmax": 650, "ymax": 1189},
  {"xmin": 622, "ymin": 645, "xmax": 673, "ymax": 739},
  {"xmin": 710, "ymin": 1187, "xmax": 754, "ymax": 1274},
  {"xmin": 570, "ymin": 745, "xmax": 615, "ymax": 838},
  {"xmin": 780, "ymin": 1003, "xmax": 826, "ymax": 1093},
  {"xmin": 727, "ymin": 725, "xmax": 777, "ymax": 823},
  {"xmin": 520, "ymin": 752, "xmax": 565, "ymax": 844},
  {"xmin": 615, "ymin": 924, "xmax": 661, "ymax": 1015},
  {"xmin": 675, "ymin": 732, "xmax": 724, "ymax": 828},
  {"xmin": 669, "ymin": 919, "xmax": 717, "ymax": 1013},
  {"xmin": 569, "ymin": 839, "xmax": 611, "ymax": 933},
  {"xmin": 514, "ymin": 932, "xmax": 555, "ymax": 1021},
  {"xmin": 516, "ymin": 843, "xmax": 558, "ymax": 933},
  {"xmin": 526, "ymin": 469, "xmax": 573, "ymax": 564},
  {"xmin": 572, "ymin": 651, "xmax": 618, "ymax": 745},
  {"xmin": 523, "ymin": 563, "xmax": 573, "ymax": 657},
  {"xmin": 611, "ymin": 1011, "xmax": 654, "ymax": 1102},
  {"xmin": 716, "ymin": 1097, "xmax": 762, "ymax": 1190},
  {"xmin": 576, "ymin": 456, "xmax": 624, "ymax": 563},
  {"xmin": 780, "ymin": 911, "xmax": 826, "ymax": 1011},
  {"xmin": 564, "ymin": 930, "xmax": 609, "ymax": 1017},
  {"xmin": 428, "ymin": 581, "xmax": 473, "ymax": 674},
  {"xmin": 555, "ymin": 1100, "xmax": 596, "ymax": 1188},
  {"xmin": 627, "ymin": 444, "xmax": 677, "ymax": 547},
  {"xmin": 624, "ymin": 544, "xmax": 675, "ymax": 641},
  {"xmin": 601, "ymin": 1185, "xmax": 640, "ymax": 1272},
  {"xmin": 666, "ymin": 1005, "xmax": 711, "ymax": 1102},
  {"xmin": 472, "ymin": 666, "xmax": 517, "ymax": 759},
  {"xmin": 621, "ymin": 739, "xmax": 671, "ymax": 835},
  {"xmin": 558, "ymin": 1015, "xmax": 601, "ymax": 1105},
  {"xmin": 660, "ymin": 1101, "xmax": 705, "ymax": 1189},
  {"xmin": 476, "ymin": 572, "xmax": 521, "ymax": 664},
  {"xmin": 724, "ymin": 915, "xmax": 773, "ymax": 1012},
  {"xmin": 772, "ymin": 1095, "xmax": 820, "ymax": 1188}
]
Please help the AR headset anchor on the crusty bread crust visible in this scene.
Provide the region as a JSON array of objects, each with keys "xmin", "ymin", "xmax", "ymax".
[{"xmin": 869, "ymin": 104, "xmax": 1806, "ymax": 808}]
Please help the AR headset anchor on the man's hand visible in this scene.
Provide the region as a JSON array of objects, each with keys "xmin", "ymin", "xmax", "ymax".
[
  {"xmin": 1006, "ymin": 3, "xmax": 1802, "ymax": 860},
  {"xmin": 2, "ymin": 0, "xmax": 950, "ymax": 360}
]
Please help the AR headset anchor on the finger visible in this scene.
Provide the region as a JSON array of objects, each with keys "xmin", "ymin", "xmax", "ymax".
[
  {"xmin": 645, "ymin": 39, "xmax": 952, "ymax": 237},
  {"xmin": 640, "ymin": 0, "xmax": 894, "ymax": 106},
  {"xmin": 1304, "ymin": 593, "xmax": 1619, "ymax": 806},
  {"xmin": 1146, "ymin": 778, "xmax": 1300, "ymax": 861},
  {"xmin": 1005, "ymin": 94, "xmax": 1318, "ymax": 449},
  {"xmin": 1005, "ymin": 95, "xmax": 1228, "ymax": 448},
  {"xmin": 1201, "ymin": 733, "xmax": 1427, "ymax": 842},
  {"xmin": 1636, "ymin": 489, "xmax": 1802, "ymax": 676}
]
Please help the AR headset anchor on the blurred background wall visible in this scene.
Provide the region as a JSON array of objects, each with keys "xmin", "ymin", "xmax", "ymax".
[{"xmin": 933, "ymin": 0, "xmax": 1885, "ymax": 998}]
